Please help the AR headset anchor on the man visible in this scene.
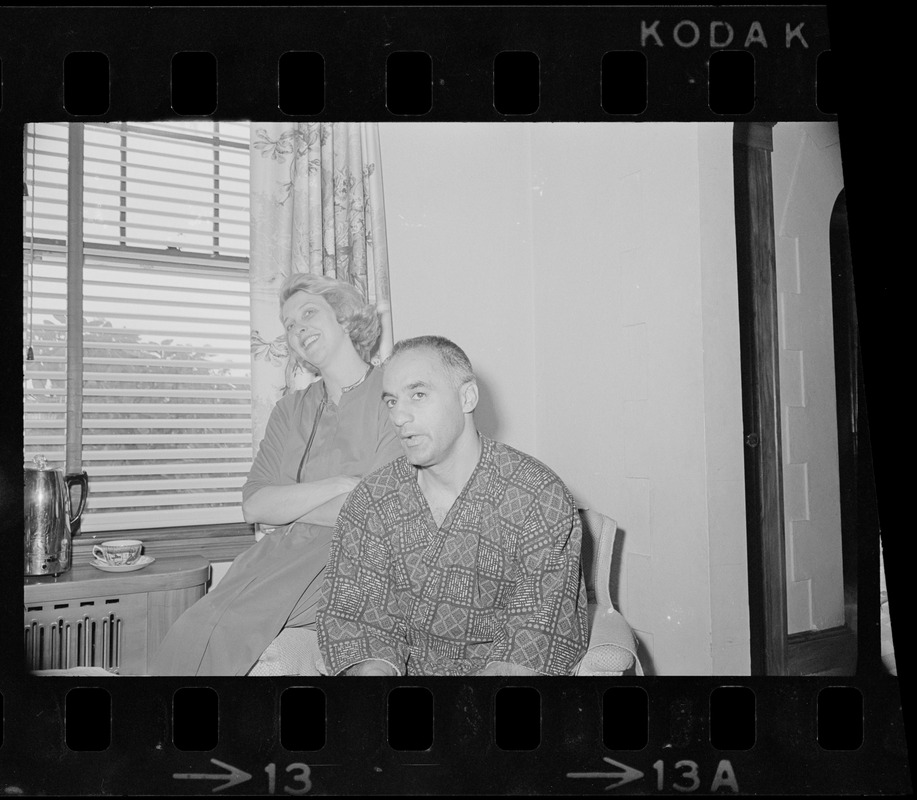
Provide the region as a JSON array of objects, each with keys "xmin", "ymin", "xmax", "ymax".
[{"xmin": 316, "ymin": 335, "xmax": 588, "ymax": 676}]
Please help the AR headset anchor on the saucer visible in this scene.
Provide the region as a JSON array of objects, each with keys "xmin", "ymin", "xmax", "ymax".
[{"xmin": 90, "ymin": 555, "xmax": 155, "ymax": 573}]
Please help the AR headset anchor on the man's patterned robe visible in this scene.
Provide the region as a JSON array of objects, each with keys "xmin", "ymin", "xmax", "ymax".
[{"xmin": 317, "ymin": 435, "xmax": 589, "ymax": 676}]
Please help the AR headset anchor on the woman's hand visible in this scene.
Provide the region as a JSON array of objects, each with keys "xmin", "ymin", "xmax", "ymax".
[
  {"xmin": 337, "ymin": 475, "xmax": 361, "ymax": 494},
  {"xmin": 291, "ymin": 476, "xmax": 362, "ymax": 526},
  {"xmin": 291, "ymin": 475, "xmax": 362, "ymax": 526},
  {"xmin": 242, "ymin": 476, "xmax": 361, "ymax": 527}
]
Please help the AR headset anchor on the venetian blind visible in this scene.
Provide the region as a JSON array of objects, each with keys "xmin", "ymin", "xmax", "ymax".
[{"xmin": 23, "ymin": 121, "xmax": 253, "ymax": 532}]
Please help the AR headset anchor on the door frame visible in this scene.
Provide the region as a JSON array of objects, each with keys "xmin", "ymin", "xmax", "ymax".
[
  {"xmin": 732, "ymin": 122, "xmax": 788, "ymax": 676},
  {"xmin": 735, "ymin": 125, "xmax": 877, "ymax": 676}
]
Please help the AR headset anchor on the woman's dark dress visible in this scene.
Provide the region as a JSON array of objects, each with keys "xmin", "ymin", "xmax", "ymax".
[{"xmin": 148, "ymin": 368, "xmax": 401, "ymax": 675}]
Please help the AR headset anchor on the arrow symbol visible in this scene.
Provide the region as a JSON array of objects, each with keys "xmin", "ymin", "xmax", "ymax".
[
  {"xmin": 567, "ymin": 756, "xmax": 644, "ymax": 790},
  {"xmin": 174, "ymin": 759, "xmax": 252, "ymax": 793}
]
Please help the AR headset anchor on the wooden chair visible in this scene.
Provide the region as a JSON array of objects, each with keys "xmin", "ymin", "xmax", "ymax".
[{"xmin": 573, "ymin": 509, "xmax": 643, "ymax": 676}]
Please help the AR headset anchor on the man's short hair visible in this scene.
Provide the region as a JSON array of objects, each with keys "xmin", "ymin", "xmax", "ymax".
[{"xmin": 389, "ymin": 335, "xmax": 475, "ymax": 388}]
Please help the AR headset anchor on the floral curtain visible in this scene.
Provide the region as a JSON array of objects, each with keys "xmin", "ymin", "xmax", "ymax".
[{"xmin": 248, "ymin": 122, "xmax": 393, "ymax": 450}]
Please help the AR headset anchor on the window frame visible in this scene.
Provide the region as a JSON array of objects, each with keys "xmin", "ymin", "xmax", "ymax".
[{"xmin": 24, "ymin": 121, "xmax": 256, "ymax": 553}]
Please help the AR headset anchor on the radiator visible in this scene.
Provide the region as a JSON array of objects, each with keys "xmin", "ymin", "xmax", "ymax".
[
  {"xmin": 24, "ymin": 598, "xmax": 125, "ymax": 672},
  {"xmin": 24, "ymin": 557, "xmax": 210, "ymax": 675}
]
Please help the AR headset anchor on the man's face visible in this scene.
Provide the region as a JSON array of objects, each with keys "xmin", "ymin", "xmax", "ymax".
[
  {"xmin": 281, "ymin": 291, "xmax": 349, "ymax": 369},
  {"xmin": 382, "ymin": 348, "xmax": 471, "ymax": 468}
]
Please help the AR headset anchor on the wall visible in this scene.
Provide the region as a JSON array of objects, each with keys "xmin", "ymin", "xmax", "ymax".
[
  {"xmin": 771, "ymin": 122, "xmax": 845, "ymax": 634},
  {"xmin": 382, "ymin": 123, "xmax": 537, "ymax": 454},
  {"xmin": 527, "ymin": 124, "xmax": 747, "ymax": 675},
  {"xmin": 381, "ymin": 122, "xmax": 748, "ymax": 675}
]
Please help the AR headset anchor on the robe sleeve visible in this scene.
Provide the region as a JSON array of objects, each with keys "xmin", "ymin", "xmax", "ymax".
[
  {"xmin": 488, "ymin": 480, "xmax": 589, "ymax": 675},
  {"xmin": 241, "ymin": 391, "xmax": 297, "ymax": 504},
  {"xmin": 316, "ymin": 481, "xmax": 409, "ymax": 675}
]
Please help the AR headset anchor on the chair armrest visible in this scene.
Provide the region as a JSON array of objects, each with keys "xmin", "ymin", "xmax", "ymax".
[
  {"xmin": 575, "ymin": 645, "xmax": 634, "ymax": 675},
  {"xmin": 574, "ymin": 607, "xmax": 639, "ymax": 676}
]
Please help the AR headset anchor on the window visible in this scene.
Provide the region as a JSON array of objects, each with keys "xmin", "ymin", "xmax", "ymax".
[{"xmin": 23, "ymin": 122, "xmax": 252, "ymax": 533}]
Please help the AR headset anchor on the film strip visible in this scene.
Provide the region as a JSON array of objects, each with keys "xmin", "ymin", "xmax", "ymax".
[{"xmin": 0, "ymin": 5, "xmax": 908, "ymax": 796}]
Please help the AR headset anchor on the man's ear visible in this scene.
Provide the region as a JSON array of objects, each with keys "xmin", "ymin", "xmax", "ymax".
[{"xmin": 460, "ymin": 380, "xmax": 479, "ymax": 413}]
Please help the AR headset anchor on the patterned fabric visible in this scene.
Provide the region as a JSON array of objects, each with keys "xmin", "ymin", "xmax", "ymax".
[
  {"xmin": 317, "ymin": 436, "xmax": 589, "ymax": 676},
  {"xmin": 248, "ymin": 122, "xmax": 393, "ymax": 449}
]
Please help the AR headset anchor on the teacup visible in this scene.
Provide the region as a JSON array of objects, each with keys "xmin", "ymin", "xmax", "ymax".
[{"xmin": 92, "ymin": 539, "xmax": 143, "ymax": 566}]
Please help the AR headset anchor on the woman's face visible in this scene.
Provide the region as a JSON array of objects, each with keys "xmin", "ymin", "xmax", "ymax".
[{"xmin": 282, "ymin": 290, "xmax": 351, "ymax": 369}]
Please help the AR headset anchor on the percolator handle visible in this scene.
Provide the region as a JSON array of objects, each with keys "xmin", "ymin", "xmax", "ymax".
[{"xmin": 65, "ymin": 471, "xmax": 89, "ymax": 526}]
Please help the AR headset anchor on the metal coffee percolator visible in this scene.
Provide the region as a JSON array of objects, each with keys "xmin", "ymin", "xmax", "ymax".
[{"xmin": 24, "ymin": 455, "xmax": 89, "ymax": 577}]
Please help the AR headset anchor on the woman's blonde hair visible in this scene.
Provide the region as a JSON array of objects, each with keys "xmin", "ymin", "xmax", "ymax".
[{"xmin": 279, "ymin": 273, "xmax": 380, "ymax": 362}]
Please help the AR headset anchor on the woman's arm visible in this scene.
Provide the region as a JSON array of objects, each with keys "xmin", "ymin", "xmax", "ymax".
[
  {"xmin": 242, "ymin": 391, "xmax": 361, "ymax": 526},
  {"xmin": 294, "ymin": 486, "xmax": 357, "ymax": 527},
  {"xmin": 242, "ymin": 475, "xmax": 360, "ymax": 526}
]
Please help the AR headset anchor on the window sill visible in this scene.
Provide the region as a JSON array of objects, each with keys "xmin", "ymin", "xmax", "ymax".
[{"xmin": 72, "ymin": 523, "xmax": 255, "ymax": 564}]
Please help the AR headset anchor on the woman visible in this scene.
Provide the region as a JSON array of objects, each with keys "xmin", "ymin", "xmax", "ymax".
[{"xmin": 148, "ymin": 273, "xmax": 402, "ymax": 675}]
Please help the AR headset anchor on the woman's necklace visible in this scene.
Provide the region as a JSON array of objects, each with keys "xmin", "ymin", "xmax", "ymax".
[{"xmin": 340, "ymin": 364, "xmax": 372, "ymax": 394}]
